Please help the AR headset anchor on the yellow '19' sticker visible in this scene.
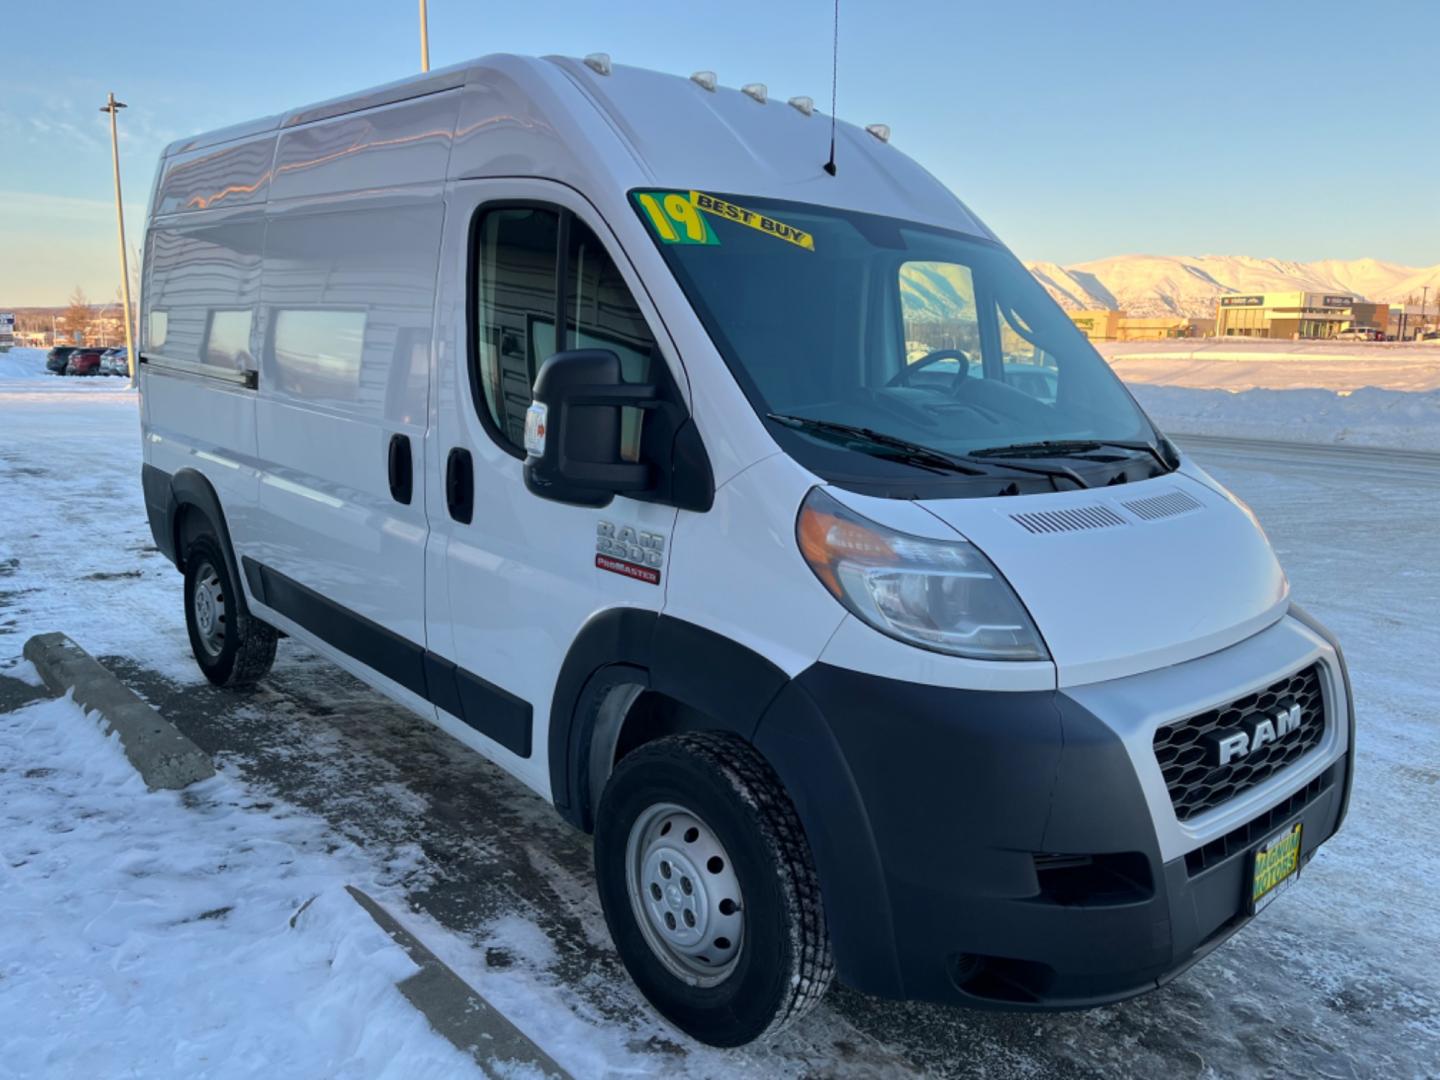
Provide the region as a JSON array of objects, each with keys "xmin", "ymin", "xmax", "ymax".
[
  {"xmin": 634, "ymin": 191, "xmax": 815, "ymax": 252},
  {"xmin": 634, "ymin": 192, "xmax": 719, "ymax": 245}
]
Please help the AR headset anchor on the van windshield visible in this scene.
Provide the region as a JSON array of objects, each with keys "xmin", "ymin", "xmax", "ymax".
[{"xmin": 632, "ymin": 190, "xmax": 1162, "ymax": 484}]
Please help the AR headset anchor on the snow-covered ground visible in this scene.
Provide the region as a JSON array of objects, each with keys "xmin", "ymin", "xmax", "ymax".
[
  {"xmin": 2, "ymin": 346, "xmax": 1439, "ymax": 1077},
  {"xmin": 0, "ymin": 692, "xmax": 480, "ymax": 1080},
  {"xmin": 1099, "ymin": 338, "xmax": 1440, "ymax": 393},
  {"xmin": 1133, "ymin": 385, "xmax": 1440, "ymax": 452},
  {"xmin": 1094, "ymin": 339, "xmax": 1440, "ymax": 451}
]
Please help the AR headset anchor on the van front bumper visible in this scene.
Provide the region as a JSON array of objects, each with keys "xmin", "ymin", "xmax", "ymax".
[{"xmin": 751, "ymin": 608, "xmax": 1354, "ymax": 1008}]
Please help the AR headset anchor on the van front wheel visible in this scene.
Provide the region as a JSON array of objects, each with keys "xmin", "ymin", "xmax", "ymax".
[
  {"xmin": 183, "ymin": 536, "xmax": 277, "ymax": 687},
  {"xmin": 594, "ymin": 732, "xmax": 833, "ymax": 1047}
]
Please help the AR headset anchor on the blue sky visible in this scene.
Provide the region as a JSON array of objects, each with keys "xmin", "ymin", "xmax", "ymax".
[{"xmin": 1, "ymin": 0, "xmax": 1435, "ymax": 306}]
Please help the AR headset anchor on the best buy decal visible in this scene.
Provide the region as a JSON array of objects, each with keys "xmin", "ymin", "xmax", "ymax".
[{"xmin": 690, "ymin": 191, "xmax": 814, "ymax": 251}]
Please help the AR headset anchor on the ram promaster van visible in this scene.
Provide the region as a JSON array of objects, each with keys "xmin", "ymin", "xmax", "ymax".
[{"xmin": 138, "ymin": 54, "xmax": 1354, "ymax": 1047}]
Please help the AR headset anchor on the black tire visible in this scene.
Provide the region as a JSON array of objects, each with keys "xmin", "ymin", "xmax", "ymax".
[
  {"xmin": 182, "ymin": 535, "xmax": 277, "ymax": 687},
  {"xmin": 594, "ymin": 732, "xmax": 834, "ymax": 1047}
]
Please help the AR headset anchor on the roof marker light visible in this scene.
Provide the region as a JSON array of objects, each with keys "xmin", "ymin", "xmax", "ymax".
[
  {"xmin": 742, "ymin": 83, "xmax": 768, "ymax": 104},
  {"xmin": 788, "ymin": 95, "xmax": 814, "ymax": 116},
  {"xmin": 691, "ymin": 70, "xmax": 718, "ymax": 92},
  {"xmin": 865, "ymin": 123, "xmax": 891, "ymax": 143},
  {"xmin": 583, "ymin": 53, "xmax": 612, "ymax": 76}
]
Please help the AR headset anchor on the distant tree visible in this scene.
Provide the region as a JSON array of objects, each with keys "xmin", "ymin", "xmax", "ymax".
[{"xmin": 63, "ymin": 287, "xmax": 92, "ymax": 345}]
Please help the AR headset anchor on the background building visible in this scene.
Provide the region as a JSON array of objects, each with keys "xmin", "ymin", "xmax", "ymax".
[
  {"xmin": 1388, "ymin": 303, "xmax": 1438, "ymax": 340},
  {"xmin": 1215, "ymin": 293, "xmax": 1389, "ymax": 338},
  {"xmin": 1069, "ymin": 310, "xmax": 1213, "ymax": 341}
]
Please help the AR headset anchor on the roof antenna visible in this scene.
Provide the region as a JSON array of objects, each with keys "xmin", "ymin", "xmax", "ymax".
[{"xmin": 823, "ymin": 0, "xmax": 839, "ymax": 176}]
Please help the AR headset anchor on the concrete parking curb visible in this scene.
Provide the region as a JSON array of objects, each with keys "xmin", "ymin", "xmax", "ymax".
[
  {"xmin": 21, "ymin": 632, "xmax": 216, "ymax": 790},
  {"xmin": 346, "ymin": 886, "xmax": 572, "ymax": 1079}
]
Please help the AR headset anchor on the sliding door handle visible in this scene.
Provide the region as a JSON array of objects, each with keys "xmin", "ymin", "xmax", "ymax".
[
  {"xmin": 387, "ymin": 433, "xmax": 413, "ymax": 505},
  {"xmin": 446, "ymin": 447, "xmax": 474, "ymax": 524}
]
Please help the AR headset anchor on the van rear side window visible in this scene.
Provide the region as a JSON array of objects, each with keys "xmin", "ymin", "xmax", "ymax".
[
  {"xmin": 272, "ymin": 309, "xmax": 366, "ymax": 401},
  {"xmin": 471, "ymin": 205, "xmax": 658, "ymax": 456},
  {"xmin": 203, "ymin": 309, "xmax": 253, "ymax": 369}
]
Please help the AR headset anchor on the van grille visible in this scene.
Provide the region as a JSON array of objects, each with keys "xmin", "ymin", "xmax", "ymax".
[{"xmin": 1153, "ymin": 664, "xmax": 1326, "ymax": 822}]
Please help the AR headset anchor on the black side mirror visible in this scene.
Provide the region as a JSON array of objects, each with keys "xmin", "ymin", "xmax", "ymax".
[{"xmin": 523, "ymin": 349, "xmax": 659, "ymax": 508}]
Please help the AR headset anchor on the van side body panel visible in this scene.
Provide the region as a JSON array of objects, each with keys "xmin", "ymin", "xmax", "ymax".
[{"xmin": 140, "ymin": 198, "xmax": 268, "ymax": 575}]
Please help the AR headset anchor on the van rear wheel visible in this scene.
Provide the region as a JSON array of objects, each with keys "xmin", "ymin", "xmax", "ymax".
[
  {"xmin": 183, "ymin": 535, "xmax": 276, "ymax": 687},
  {"xmin": 594, "ymin": 732, "xmax": 833, "ymax": 1047}
]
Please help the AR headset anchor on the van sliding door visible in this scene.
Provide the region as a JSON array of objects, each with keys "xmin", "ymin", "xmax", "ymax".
[{"xmin": 249, "ymin": 198, "xmax": 441, "ymax": 709}]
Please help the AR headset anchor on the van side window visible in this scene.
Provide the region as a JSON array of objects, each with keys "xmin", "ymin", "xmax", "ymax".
[
  {"xmin": 272, "ymin": 309, "xmax": 367, "ymax": 401},
  {"xmin": 473, "ymin": 207, "xmax": 561, "ymax": 449},
  {"xmin": 472, "ymin": 206, "xmax": 657, "ymax": 456},
  {"xmin": 203, "ymin": 309, "xmax": 253, "ymax": 370}
]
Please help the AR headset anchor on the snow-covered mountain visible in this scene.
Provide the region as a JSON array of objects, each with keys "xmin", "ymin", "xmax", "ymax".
[{"xmin": 1023, "ymin": 255, "xmax": 1440, "ymax": 317}]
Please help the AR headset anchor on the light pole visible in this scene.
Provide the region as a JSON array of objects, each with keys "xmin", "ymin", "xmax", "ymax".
[
  {"xmin": 1423, "ymin": 286, "xmax": 1431, "ymax": 338},
  {"xmin": 419, "ymin": 0, "xmax": 430, "ymax": 72},
  {"xmin": 100, "ymin": 92, "xmax": 138, "ymax": 389}
]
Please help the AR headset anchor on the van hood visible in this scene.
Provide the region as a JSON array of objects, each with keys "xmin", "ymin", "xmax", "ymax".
[{"xmin": 916, "ymin": 469, "xmax": 1289, "ymax": 687}]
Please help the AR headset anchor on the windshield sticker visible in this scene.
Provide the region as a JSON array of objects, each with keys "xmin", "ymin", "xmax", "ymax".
[
  {"xmin": 634, "ymin": 191, "xmax": 815, "ymax": 252},
  {"xmin": 690, "ymin": 191, "xmax": 814, "ymax": 251},
  {"xmin": 635, "ymin": 192, "xmax": 720, "ymax": 246}
]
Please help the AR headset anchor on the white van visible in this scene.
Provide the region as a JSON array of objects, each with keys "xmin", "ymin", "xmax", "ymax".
[{"xmin": 138, "ymin": 54, "xmax": 1354, "ymax": 1047}]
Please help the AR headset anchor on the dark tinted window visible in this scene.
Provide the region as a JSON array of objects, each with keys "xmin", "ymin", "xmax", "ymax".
[
  {"xmin": 473, "ymin": 207, "xmax": 657, "ymax": 455},
  {"xmin": 474, "ymin": 207, "xmax": 560, "ymax": 448}
]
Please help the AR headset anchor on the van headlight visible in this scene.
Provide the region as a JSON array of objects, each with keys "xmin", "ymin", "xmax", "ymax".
[{"xmin": 797, "ymin": 488, "xmax": 1049, "ymax": 661}]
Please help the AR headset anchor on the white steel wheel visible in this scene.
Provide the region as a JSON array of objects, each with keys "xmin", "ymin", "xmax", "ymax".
[
  {"xmin": 190, "ymin": 559, "xmax": 227, "ymax": 658},
  {"xmin": 625, "ymin": 802, "xmax": 745, "ymax": 986},
  {"xmin": 182, "ymin": 534, "xmax": 278, "ymax": 688},
  {"xmin": 593, "ymin": 731, "xmax": 834, "ymax": 1047}
]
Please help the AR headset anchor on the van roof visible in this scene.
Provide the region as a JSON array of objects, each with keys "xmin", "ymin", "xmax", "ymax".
[{"xmin": 155, "ymin": 54, "xmax": 991, "ymax": 238}]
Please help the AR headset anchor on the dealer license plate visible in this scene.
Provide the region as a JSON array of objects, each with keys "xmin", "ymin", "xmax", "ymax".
[{"xmin": 1250, "ymin": 822, "xmax": 1303, "ymax": 914}]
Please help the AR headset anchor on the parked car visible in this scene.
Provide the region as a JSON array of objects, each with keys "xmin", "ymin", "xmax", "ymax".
[
  {"xmin": 1335, "ymin": 327, "xmax": 1382, "ymax": 341},
  {"xmin": 65, "ymin": 347, "xmax": 105, "ymax": 376},
  {"xmin": 138, "ymin": 55, "xmax": 1354, "ymax": 1047},
  {"xmin": 100, "ymin": 347, "xmax": 131, "ymax": 376},
  {"xmin": 1416, "ymin": 330, "xmax": 1440, "ymax": 343},
  {"xmin": 46, "ymin": 346, "xmax": 78, "ymax": 374}
]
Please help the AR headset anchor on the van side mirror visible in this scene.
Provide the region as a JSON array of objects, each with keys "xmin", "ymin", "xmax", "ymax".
[{"xmin": 523, "ymin": 349, "xmax": 658, "ymax": 508}]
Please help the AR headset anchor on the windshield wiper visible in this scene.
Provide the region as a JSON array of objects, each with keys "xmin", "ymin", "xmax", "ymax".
[
  {"xmin": 766, "ymin": 414, "xmax": 1087, "ymax": 488},
  {"xmin": 767, "ymin": 414, "xmax": 982, "ymax": 475},
  {"xmin": 970, "ymin": 439, "xmax": 1173, "ymax": 473}
]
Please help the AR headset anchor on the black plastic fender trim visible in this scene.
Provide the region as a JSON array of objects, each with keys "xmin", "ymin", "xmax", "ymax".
[
  {"xmin": 546, "ymin": 609, "xmax": 790, "ymax": 830},
  {"xmin": 145, "ymin": 464, "xmax": 253, "ymax": 627}
]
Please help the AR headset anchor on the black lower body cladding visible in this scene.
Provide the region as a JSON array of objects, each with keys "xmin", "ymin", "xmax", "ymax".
[{"xmin": 752, "ymin": 662, "xmax": 1348, "ymax": 1008}]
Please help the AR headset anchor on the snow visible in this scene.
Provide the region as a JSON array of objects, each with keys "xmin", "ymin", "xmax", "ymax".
[
  {"xmin": 1100, "ymin": 337, "xmax": 1440, "ymax": 393},
  {"xmin": 1094, "ymin": 339, "xmax": 1440, "ymax": 449},
  {"xmin": 1135, "ymin": 385, "xmax": 1440, "ymax": 451},
  {"xmin": 0, "ymin": 695, "xmax": 480, "ymax": 1080}
]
